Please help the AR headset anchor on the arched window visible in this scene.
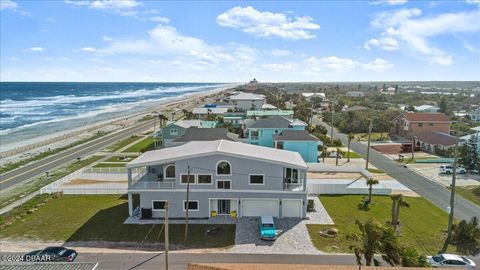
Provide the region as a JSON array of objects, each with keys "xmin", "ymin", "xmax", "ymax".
[
  {"xmin": 164, "ymin": 164, "xmax": 176, "ymax": 178},
  {"xmin": 216, "ymin": 161, "xmax": 231, "ymax": 175}
]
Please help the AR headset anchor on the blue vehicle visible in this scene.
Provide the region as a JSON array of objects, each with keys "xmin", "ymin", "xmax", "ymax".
[{"xmin": 258, "ymin": 215, "xmax": 277, "ymax": 241}]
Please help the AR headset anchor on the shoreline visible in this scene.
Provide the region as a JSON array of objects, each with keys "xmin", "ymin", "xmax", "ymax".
[{"xmin": 0, "ymin": 85, "xmax": 235, "ymax": 164}]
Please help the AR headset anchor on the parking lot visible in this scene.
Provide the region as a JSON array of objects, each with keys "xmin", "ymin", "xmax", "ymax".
[{"xmin": 407, "ymin": 162, "xmax": 480, "ymax": 187}]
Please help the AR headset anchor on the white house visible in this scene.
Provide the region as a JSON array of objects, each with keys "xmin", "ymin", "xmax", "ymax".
[
  {"xmin": 345, "ymin": 91, "xmax": 365, "ymax": 98},
  {"xmin": 229, "ymin": 93, "xmax": 266, "ymax": 111}
]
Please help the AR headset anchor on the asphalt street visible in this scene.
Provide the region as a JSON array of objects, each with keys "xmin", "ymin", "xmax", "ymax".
[
  {"xmin": 0, "ymin": 120, "xmax": 153, "ymax": 191},
  {"xmin": 312, "ymin": 116, "xmax": 480, "ymax": 221}
]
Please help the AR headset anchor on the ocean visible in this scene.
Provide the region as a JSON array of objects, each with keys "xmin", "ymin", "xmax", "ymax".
[{"xmin": 0, "ymin": 82, "xmax": 226, "ymax": 149}]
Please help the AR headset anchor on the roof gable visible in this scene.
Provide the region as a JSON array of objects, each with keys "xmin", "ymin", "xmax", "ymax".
[
  {"xmin": 248, "ymin": 116, "xmax": 296, "ymax": 129},
  {"xmin": 274, "ymin": 130, "xmax": 319, "ymax": 141},
  {"xmin": 402, "ymin": 112, "xmax": 450, "ymax": 122}
]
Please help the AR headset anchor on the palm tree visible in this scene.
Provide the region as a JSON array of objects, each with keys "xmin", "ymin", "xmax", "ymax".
[
  {"xmin": 366, "ymin": 178, "xmax": 379, "ymax": 204},
  {"xmin": 335, "ymin": 147, "xmax": 344, "ymax": 166},
  {"xmin": 348, "ymin": 219, "xmax": 401, "ymax": 266},
  {"xmin": 182, "ymin": 109, "xmax": 188, "ymax": 119},
  {"xmin": 390, "ymin": 194, "xmax": 409, "ymax": 230},
  {"xmin": 347, "ymin": 133, "xmax": 354, "ymax": 162},
  {"xmin": 450, "ymin": 218, "xmax": 480, "ymax": 255},
  {"xmin": 158, "ymin": 114, "xmax": 168, "ymax": 128},
  {"xmin": 320, "ymin": 147, "xmax": 330, "ymax": 163}
]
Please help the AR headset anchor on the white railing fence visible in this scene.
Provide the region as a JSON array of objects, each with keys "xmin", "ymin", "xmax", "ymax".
[{"xmin": 84, "ymin": 167, "xmax": 142, "ymax": 174}]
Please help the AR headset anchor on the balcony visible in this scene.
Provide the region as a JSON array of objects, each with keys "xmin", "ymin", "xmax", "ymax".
[
  {"xmin": 283, "ymin": 178, "xmax": 303, "ymax": 191},
  {"xmin": 130, "ymin": 172, "xmax": 176, "ymax": 190}
]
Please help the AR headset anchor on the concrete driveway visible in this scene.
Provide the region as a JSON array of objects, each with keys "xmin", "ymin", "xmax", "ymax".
[{"xmin": 229, "ymin": 217, "xmax": 323, "ymax": 254}]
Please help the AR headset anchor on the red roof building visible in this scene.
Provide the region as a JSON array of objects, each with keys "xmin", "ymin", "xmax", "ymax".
[{"xmin": 391, "ymin": 112, "xmax": 451, "ymax": 139}]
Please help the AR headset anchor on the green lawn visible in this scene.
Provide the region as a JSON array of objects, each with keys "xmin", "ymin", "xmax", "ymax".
[
  {"xmin": 367, "ymin": 168, "xmax": 385, "ymax": 174},
  {"xmin": 354, "ymin": 133, "xmax": 390, "ymax": 142},
  {"xmin": 454, "ymin": 186, "xmax": 480, "ymax": 206},
  {"xmin": 307, "ymin": 195, "xmax": 450, "ymax": 254},
  {"xmin": 0, "ymin": 156, "xmax": 103, "ymax": 209},
  {"xmin": 104, "ymin": 135, "xmax": 141, "ymax": 152},
  {"xmin": 93, "ymin": 163, "xmax": 126, "ymax": 168},
  {"xmin": 344, "ymin": 151, "xmax": 362, "ymax": 159},
  {"xmin": 123, "ymin": 137, "xmax": 155, "ymax": 153},
  {"xmin": 104, "ymin": 156, "xmax": 137, "ymax": 162},
  {"xmin": 0, "ymin": 195, "xmax": 235, "ymax": 248}
]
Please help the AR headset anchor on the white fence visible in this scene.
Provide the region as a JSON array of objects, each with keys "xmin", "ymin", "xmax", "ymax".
[
  {"xmin": 84, "ymin": 167, "xmax": 142, "ymax": 174},
  {"xmin": 307, "ymin": 180, "xmax": 392, "ymax": 195},
  {"xmin": 40, "ymin": 170, "xmax": 82, "ymax": 194},
  {"xmin": 49, "ymin": 187, "xmax": 127, "ymax": 195}
]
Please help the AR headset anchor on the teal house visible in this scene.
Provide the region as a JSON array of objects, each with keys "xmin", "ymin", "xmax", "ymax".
[
  {"xmin": 247, "ymin": 116, "xmax": 307, "ymax": 147},
  {"xmin": 153, "ymin": 120, "xmax": 217, "ymax": 148},
  {"xmin": 273, "ymin": 130, "xmax": 321, "ymax": 163}
]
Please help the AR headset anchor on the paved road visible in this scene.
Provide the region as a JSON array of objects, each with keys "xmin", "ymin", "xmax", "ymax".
[
  {"xmin": 0, "ymin": 252, "xmax": 357, "ymax": 269},
  {"xmin": 313, "ymin": 116, "xmax": 480, "ymax": 221},
  {"xmin": 0, "ymin": 121, "xmax": 153, "ymax": 191}
]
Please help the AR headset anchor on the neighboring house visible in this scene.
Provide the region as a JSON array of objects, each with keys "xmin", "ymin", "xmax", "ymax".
[
  {"xmin": 302, "ymin": 93, "xmax": 326, "ymax": 101},
  {"xmin": 343, "ymin": 105, "xmax": 368, "ymax": 112},
  {"xmin": 192, "ymin": 107, "xmax": 229, "ymax": 120},
  {"xmin": 247, "ymin": 116, "xmax": 307, "ymax": 147},
  {"xmin": 262, "ymin": 103, "xmax": 277, "ymax": 110},
  {"xmin": 126, "ymin": 140, "xmax": 308, "ymax": 219},
  {"xmin": 246, "ymin": 110, "xmax": 294, "ymax": 119},
  {"xmin": 246, "ymin": 78, "xmax": 258, "ymax": 92},
  {"xmin": 467, "ymin": 109, "xmax": 480, "ymax": 122},
  {"xmin": 414, "ymin": 131, "xmax": 461, "ymax": 153},
  {"xmin": 229, "ymin": 93, "xmax": 266, "ymax": 111},
  {"xmin": 345, "ymin": 91, "xmax": 365, "ymax": 98},
  {"xmin": 381, "ymin": 87, "xmax": 396, "ymax": 95},
  {"xmin": 168, "ymin": 128, "xmax": 235, "ymax": 147},
  {"xmin": 460, "ymin": 126, "xmax": 480, "ymax": 154},
  {"xmin": 391, "ymin": 112, "xmax": 451, "ymax": 139},
  {"xmin": 222, "ymin": 112, "xmax": 247, "ymax": 127},
  {"xmin": 415, "ymin": 105, "xmax": 440, "ymax": 113},
  {"xmin": 273, "ymin": 130, "xmax": 321, "ymax": 163},
  {"xmin": 158, "ymin": 120, "xmax": 217, "ymax": 148}
]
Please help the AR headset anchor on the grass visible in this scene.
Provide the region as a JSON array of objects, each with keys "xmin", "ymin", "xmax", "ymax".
[
  {"xmin": 104, "ymin": 156, "xmax": 137, "ymax": 162},
  {"xmin": 0, "ymin": 131, "xmax": 108, "ymax": 175},
  {"xmin": 344, "ymin": 151, "xmax": 362, "ymax": 159},
  {"xmin": 103, "ymin": 135, "xmax": 141, "ymax": 152},
  {"xmin": 123, "ymin": 137, "xmax": 155, "ymax": 153},
  {"xmin": 93, "ymin": 163, "xmax": 126, "ymax": 168},
  {"xmin": 0, "ymin": 156, "xmax": 103, "ymax": 209},
  {"xmin": 355, "ymin": 133, "xmax": 390, "ymax": 142},
  {"xmin": 306, "ymin": 195, "xmax": 450, "ymax": 254},
  {"xmin": 367, "ymin": 168, "xmax": 385, "ymax": 174},
  {"xmin": 454, "ymin": 186, "xmax": 480, "ymax": 206},
  {"xmin": 0, "ymin": 195, "xmax": 235, "ymax": 248}
]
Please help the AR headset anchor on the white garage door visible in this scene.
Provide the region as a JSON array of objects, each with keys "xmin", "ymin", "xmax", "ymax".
[
  {"xmin": 242, "ymin": 199, "xmax": 278, "ymax": 217},
  {"xmin": 282, "ymin": 199, "xmax": 303, "ymax": 218}
]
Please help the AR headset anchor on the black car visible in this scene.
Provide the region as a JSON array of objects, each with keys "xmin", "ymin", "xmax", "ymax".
[{"xmin": 23, "ymin": 246, "xmax": 77, "ymax": 262}]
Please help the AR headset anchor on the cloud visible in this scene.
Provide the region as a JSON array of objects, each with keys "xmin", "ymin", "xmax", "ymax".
[
  {"xmin": 24, "ymin": 47, "xmax": 45, "ymax": 52},
  {"xmin": 365, "ymin": 8, "xmax": 480, "ymax": 65},
  {"xmin": 270, "ymin": 48, "xmax": 292, "ymax": 57},
  {"xmin": 1, "ymin": 0, "xmax": 17, "ymax": 10},
  {"xmin": 364, "ymin": 37, "xmax": 399, "ymax": 50},
  {"xmin": 306, "ymin": 56, "xmax": 359, "ymax": 72},
  {"xmin": 261, "ymin": 62, "xmax": 298, "ymax": 72},
  {"xmin": 216, "ymin": 6, "xmax": 320, "ymax": 40},
  {"xmin": 371, "ymin": 0, "xmax": 408, "ymax": 6},
  {"xmin": 65, "ymin": 0, "xmax": 141, "ymax": 16},
  {"xmin": 149, "ymin": 16, "xmax": 169, "ymax": 23},
  {"xmin": 362, "ymin": 58, "xmax": 394, "ymax": 72},
  {"xmin": 465, "ymin": 0, "xmax": 480, "ymax": 5}
]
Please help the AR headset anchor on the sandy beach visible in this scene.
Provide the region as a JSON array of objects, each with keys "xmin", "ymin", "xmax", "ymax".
[{"xmin": 0, "ymin": 84, "xmax": 236, "ymax": 166}]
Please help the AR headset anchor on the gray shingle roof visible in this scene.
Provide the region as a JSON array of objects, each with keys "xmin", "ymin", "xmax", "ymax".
[
  {"xmin": 173, "ymin": 128, "xmax": 235, "ymax": 142},
  {"xmin": 415, "ymin": 131, "xmax": 460, "ymax": 146},
  {"xmin": 248, "ymin": 116, "xmax": 293, "ymax": 129},
  {"xmin": 273, "ymin": 130, "xmax": 319, "ymax": 141}
]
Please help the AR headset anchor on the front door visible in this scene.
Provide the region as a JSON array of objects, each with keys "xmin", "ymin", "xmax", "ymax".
[{"xmin": 217, "ymin": 200, "xmax": 230, "ymax": 215}]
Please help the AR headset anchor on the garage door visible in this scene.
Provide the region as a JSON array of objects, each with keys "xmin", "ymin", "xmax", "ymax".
[
  {"xmin": 282, "ymin": 199, "xmax": 303, "ymax": 218},
  {"xmin": 242, "ymin": 199, "xmax": 278, "ymax": 217}
]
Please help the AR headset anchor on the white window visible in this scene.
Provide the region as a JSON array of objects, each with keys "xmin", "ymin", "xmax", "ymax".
[
  {"xmin": 180, "ymin": 174, "xmax": 195, "ymax": 184},
  {"xmin": 152, "ymin": 200, "xmax": 167, "ymax": 211},
  {"xmin": 183, "ymin": 200, "xmax": 199, "ymax": 211},
  {"xmin": 216, "ymin": 160, "xmax": 231, "ymax": 175},
  {"xmin": 217, "ymin": 180, "xmax": 231, "ymax": 190},
  {"xmin": 197, "ymin": 174, "xmax": 212, "ymax": 184},
  {"xmin": 164, "ymin": 164, "xmax": 175, "ymax": 179},
  {"xmin": 285, "ymin": 168, "xmax": 299, "ymax": 184},
  {"xmin": 170, "ymin": 129, "xmax": 178, "ymax": 136},
  {"xmin": 249, "ymin": 174, "xmax": 264, "ymax": 185}
]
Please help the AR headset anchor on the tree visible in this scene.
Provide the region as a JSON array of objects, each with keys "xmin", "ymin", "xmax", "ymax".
[
  {"xmin": 459, "ymin": 133, "xmax": 479, "ymax": 172},
  {"xmin": 366, "ymin": 178, "xmax": 379, "ymax": 204},
  {"xmin": 348, "ymin": 219, "xmax": 402, "ymax": 266},
  {"xmin": 390, "ymin": 194, "xmax": 410, "ymax": 230},
  {"xmin": 320, "ymin": 147, "xmax": 330, "ymax": 163},
  {"xmin": 347, "ymin": 133, "xmax": 354, "ymax": 162},
  {"xmin": 439, "ymin": 97, "xmax": 448, "ymax": 115},
  {"xmin": 158, "ymin": 114, "xmax": 168, "ymax": 128},
  {"xmin": 335, "ymin": 148, "xmax": 344, "ymax": 166},
  {"xmin": 400, "ymin": 246, "xmax": 429, "ymax": 267},
  {"xmin": 450, "ymin": 218, "xmax": 480, "ymax": 256}
]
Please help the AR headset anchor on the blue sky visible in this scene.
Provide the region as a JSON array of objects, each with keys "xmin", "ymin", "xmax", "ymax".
[{"xmin": 1, "ymin": 0, "xmax": 479, "ymax": 82}]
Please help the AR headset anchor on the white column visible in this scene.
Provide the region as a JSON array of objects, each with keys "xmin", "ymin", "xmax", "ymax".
[
  {"xmin": 127, "ymin": 168, "xmax": 132, "ymax": 188},
  {"xmin": 128, "ymin": 193, "xmax": 133, "ymax": 217}
]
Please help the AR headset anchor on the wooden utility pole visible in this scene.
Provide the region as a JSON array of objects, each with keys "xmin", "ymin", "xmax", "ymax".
[
  {"xmin": 184, "ymin": 165, "xmax": 191, "ymax": 241},
  {"xmin": 365, "ymin": 117, "xmax": 374, "ymax": 170},
  {"xmin": 164, "ymin": 201, "xmax": 169, "ymax": 270},
  {"xmin": 441, "ymin": 128, "xmax": 460, "ymax": 253}
]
